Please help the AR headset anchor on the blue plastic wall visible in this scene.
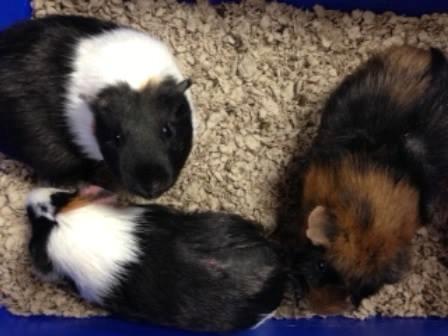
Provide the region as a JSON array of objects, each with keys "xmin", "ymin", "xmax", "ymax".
[
  {"xmin": 275, "ymin": 0, "xmax": 448, "ymax": 16},
  {"xmin": 0, "ymin": 0, "xmax": 448, "ymax": 336},
  {"xmin": 0, "ymin": 0, "xmax": 31, "ymax": 30},
  {"xmin": 1, "ymin": 309, "xmax": 448, "ymax": 336},
  {"xmin": 209, "ymin": 0, "xmax": 448, "ymax": 16}
]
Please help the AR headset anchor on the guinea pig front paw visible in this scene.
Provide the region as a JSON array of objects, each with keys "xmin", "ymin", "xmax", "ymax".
[{"xmin": 30, "ymin": 266, "xmax": 62, "ymax": 284}]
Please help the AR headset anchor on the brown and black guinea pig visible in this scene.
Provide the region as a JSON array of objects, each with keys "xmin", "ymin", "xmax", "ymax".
[{"xmin": 294, "ymin": 45, "xmax": 448, "ymax": 313}]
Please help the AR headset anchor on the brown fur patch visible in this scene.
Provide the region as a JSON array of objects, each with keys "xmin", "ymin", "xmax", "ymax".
[
  {"xmin": 59, "ymin": 196, "xmax": 93, "ymax": 214},
  {"xmin": 302, "ymin": 154, "xmax": 420, "ymax": 281},
  {"xmin": 139, "ymin": 76, "xmax": 162, "ymax": 91},
  {"xmin": 59, "ymin": 188, "xmax": 118, "ymax": 214},
  {"xmin": 365, "ymin": 46, "xmax": 432, "ymax": 108},
  {"xmin": 307, "ymin": 286, "xmax": 354, "ymax": 315}
]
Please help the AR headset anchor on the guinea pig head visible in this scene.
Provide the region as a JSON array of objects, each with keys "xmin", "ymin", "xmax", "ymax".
[
  {"xmin": 90, "ymin": 77, "xmax": 193, "ymax": 198},
  {"xmin": 300, "ymin": 156, "xmax": 421, "ymax": 312},
  {"xmin": 287, "ymin": 244, "xmax": 352, "ymax": 314}
]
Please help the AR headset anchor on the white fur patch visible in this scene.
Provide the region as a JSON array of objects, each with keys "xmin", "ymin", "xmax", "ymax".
[
  {"xmin": 26, "ymin": 188, "xmax": 67, "ymax": 221},
  {"xmin": 251, "ymin": 311, "xmax": 276, "ymax": 329},
  {"xmin": 185, "ymin": 90, "xmax": 198, "ymax": 132},
  {"xmin": 64, "ymin": 28, "xmax": 194, "ymax": 160},
  {"xmin": 47, "ymin": 204, "xmax": 144, "ymax": 303}
]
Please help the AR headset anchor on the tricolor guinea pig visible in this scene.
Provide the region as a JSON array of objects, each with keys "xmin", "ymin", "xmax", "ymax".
[
  {"xmin": 0, "ymin": 15, "xmax": 194, "ymax": 198},
  {"xmin": 295, "ymin": 46, "xmax": 448, "ymax": 312},
  {"xmin": 25, "ymin": 187, "xmax": 287, "ymax": 332}
]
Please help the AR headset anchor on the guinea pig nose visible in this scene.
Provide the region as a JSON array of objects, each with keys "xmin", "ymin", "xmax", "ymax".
[{"xmin": 131, "ymin": 165, "xmax": 172, "ymax": 198}]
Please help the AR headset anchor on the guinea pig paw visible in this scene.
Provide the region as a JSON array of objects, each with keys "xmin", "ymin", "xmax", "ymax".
[{"xmin": 30, "ymin": 267, "xmax": 62, "ymax": 283}]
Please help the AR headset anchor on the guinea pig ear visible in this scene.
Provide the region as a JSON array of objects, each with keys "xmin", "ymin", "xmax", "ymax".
[
  {"xmin": 306, "ymin": 205, "xmax": 338, "ymax": 248},
  {"xmin": 79, "ymin": 93, "xmax": 106, "ymax": 115},
  {"xmin": 176, "ymin": 78, "xmax": 192, "ymax": 92}
]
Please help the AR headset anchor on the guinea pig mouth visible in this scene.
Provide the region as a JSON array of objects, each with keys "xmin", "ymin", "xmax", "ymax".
[{"xmin": 57, "ymin": 186, "xmax": 118, "ymax": 214}]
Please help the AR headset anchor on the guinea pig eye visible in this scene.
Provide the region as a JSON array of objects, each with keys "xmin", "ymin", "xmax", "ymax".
[
  {"xmin": 161, "ymin": 124, "xmax": 174, "ymax": 139},
  {"xmin": 317, "ymin": 260, "xmax": 328, "ymax": 272},
  {"xmin": 105, "ymin": 133, "xmax": 122, "ymax": 147},
  {"xmin": 114, "ymin": 134, "xmax": 122, "ymax": 146}
]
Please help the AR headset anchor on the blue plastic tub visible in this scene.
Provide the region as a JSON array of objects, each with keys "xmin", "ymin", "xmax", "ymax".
[
  {"xmin": 209, "ymin": 0, "xmax": 448, "ymax": 16},
  {"xmin": 0, "ymin": 0, "xmax": 31, "ymax": 30},
  {"xmin": 280, "ymin": 0, "xmax": 448, "ymax": 16},
  {"xmin": 1, "ymin": 1, "xmax": 448, "ymax": 335}
]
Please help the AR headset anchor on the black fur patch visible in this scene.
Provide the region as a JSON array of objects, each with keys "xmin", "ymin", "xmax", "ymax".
[
  {"xmin": 50, "ymin": 190, "xmax": 78, "ymax": 212},
  {"xmin": 0, "ymin": 15, "xmax": 117, "ymax": 183},
  {"xmin": 100, "ymin": 205, "xmax": 287, "ymax": 332},
  {"xmin": 26, "ymin": 206, "xmax": 57, "ymax": 276}
]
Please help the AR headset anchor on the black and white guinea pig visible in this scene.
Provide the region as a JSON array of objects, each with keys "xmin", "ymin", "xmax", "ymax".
[
  {"xmin": 25, "ymin": 187, "xmax": 287, "ymax": 332},
  {"xmin": 0, "ymin": 15, "xmax": 195, "ymax": 198}
]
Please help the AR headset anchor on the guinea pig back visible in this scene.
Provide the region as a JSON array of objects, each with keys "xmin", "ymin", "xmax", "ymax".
[{"xmin": 25, "ymin": 187, "xmax": 288, "ymax": 332}]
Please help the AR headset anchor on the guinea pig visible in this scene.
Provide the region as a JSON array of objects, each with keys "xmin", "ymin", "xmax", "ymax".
[
  {"xmin": 25, "ymin": 186, "xmax": 287, "ymax": 332},
  {"xmin": 0, "ymin": 15, "xmax": 194, "ymax": 198},
  {"xmin": 294, "ymin": 45, "xmax": 448, "ymax": 312}
]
